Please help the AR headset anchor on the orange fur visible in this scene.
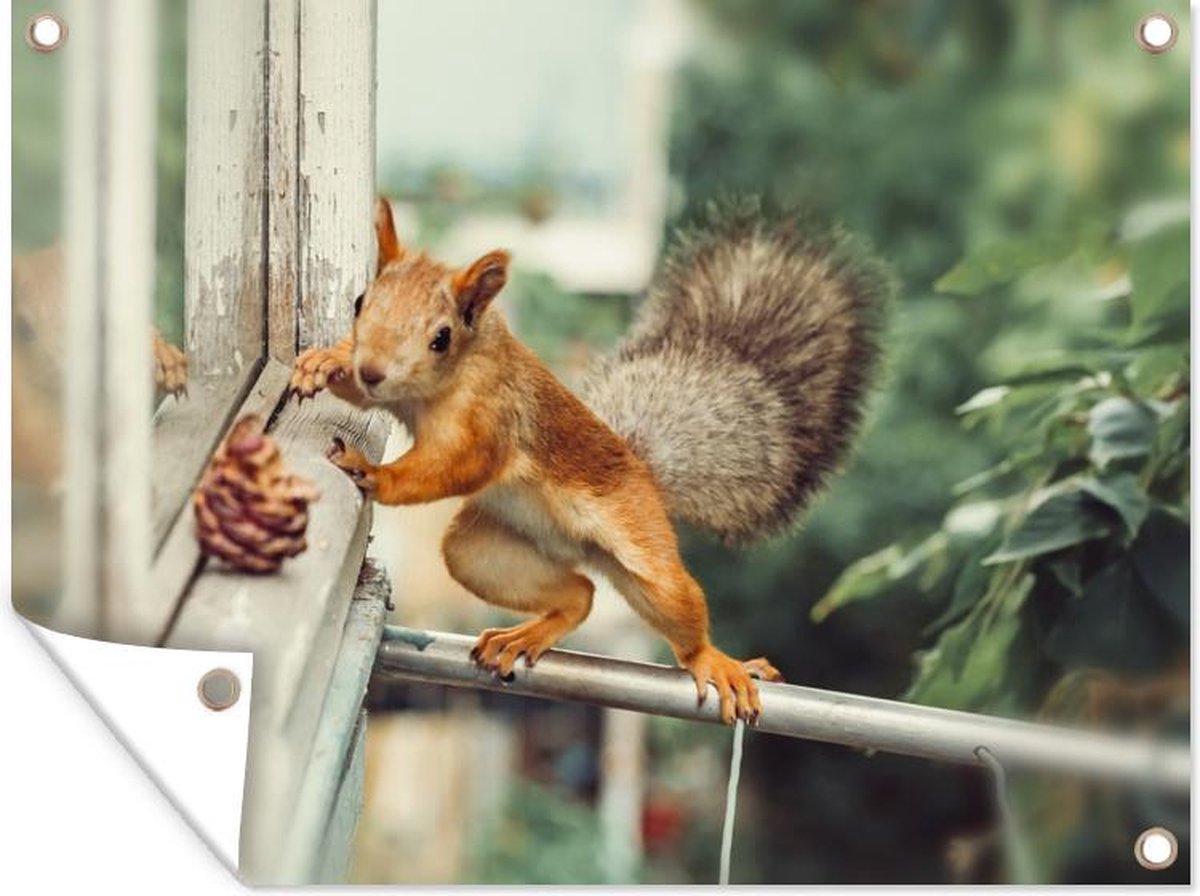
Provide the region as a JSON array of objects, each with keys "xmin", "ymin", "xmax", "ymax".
[
  {"xmin": 290, "ymin": 197, "xmax": 782, "ymax": 723},
  {"xmin": 374, "ymin": 198, "xmax": 405, "ymax": 274}
]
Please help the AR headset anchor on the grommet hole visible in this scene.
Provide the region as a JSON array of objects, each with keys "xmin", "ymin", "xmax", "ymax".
[
  {"xmin": 1137, "ymin": 13, "xmax": 1178, "ymax": 54},
  {"xmin": 197, "ymin": 668, "xmax": 241, "ymax": 711},
  {"xmin": 26, "ymin": 13, "xmax": 67, "ymax": 53},
  {"xmin": 1134, "ymin": 826, "xmax": 1178, "ymax": 870}
]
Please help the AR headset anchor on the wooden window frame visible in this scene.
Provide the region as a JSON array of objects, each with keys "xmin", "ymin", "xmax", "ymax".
[
  {"xmin": 163, "ymin": 0, "xmax": 385, "ymax": 879},
  {"xmin": 62, "ymin": 0, "xmax": 386, "ymax": 879}
]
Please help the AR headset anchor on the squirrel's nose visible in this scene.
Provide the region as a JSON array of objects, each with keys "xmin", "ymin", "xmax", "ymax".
[{"xmin": 358, "ymin": 364, "xmax": 386, "ymax": 387}]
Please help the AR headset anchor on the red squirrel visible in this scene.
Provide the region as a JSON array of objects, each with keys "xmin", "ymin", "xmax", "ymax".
[{"xmin": 291, "ymin": 197, "xmax": 889, "ymax": 723}]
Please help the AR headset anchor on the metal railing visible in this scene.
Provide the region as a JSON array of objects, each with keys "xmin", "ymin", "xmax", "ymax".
[{"xmin": 373, "ymin": 626, "xmax": 1190, "ymax": 796}]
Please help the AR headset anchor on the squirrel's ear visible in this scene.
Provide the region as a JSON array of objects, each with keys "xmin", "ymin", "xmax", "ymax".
[
  {"xmin": 374, "ymin": 197, "xmax": 405, "ymax": 274},
  {"xmin": 452, "ymin": 250, "xmax": 510, "ymax": 327}
]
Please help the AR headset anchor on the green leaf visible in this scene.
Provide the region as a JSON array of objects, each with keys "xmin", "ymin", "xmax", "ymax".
[
  {"xmin": 983, "ymin": 490, "xmax": 1116, "ymax": 565},
  {"xmin": 1128, "ymin": 347, "xmax": 1189, "ymax": 393},
  {"xmin": 1076, "ymin": 473, "xmax": 1150, "ymax": 537},
  {"xmin": 1047, "ymin": 558, "xmax": 1082, "ymax": 597},
  {"xmin": 810, "ymin": 534, "xmax": 948, "ymax": 622},
  {"xmin": 943, "ymin": 500, "xmax": 1004, "ymax": 539},
  {"xmin": 996, "ymin": 364, "xmax": 1098, "ymax": 388},
  {"xmin": 1126, "ymin": 305, "xmax": 1190, "ymax": 347},
  {"xmin": 905, "ymin": 574, "xmax": 1033, "ymax": 710},
  {"xmin": 1130, "ymin": 509, "xmax": 1189, "ymax": 626},
  {"xmin": 955, "ymin": 385, "xmax": 1011, "ymax": 415},
  {"xmin": 1043, "ymin": 559, "xmax": 1173, "ymax": 675},
  {"xmin": 934, "ymin": 234, "xmax": 1074, "ymax": 295},
  {"xmin": 1087, "ymin": 396, "xmax": 1159, "ymax": 469},
  {"xmin": 1149, "ymin": 397, "xmax": 1189, "ymax": 480},
  {"xmin": 809, "ymin": 544, "xmax": 905, "ymax": 623},
  {"xmin": 1129, "ymin": 224, "xmax": 1189, "ymax": 330},
  {"xmin": 953, "ymin": 453, "xmax": 1040, "ymax": 495},
  {"xmin": 923, "ymin": 542, "xmax": 995, "ymax": 635}
]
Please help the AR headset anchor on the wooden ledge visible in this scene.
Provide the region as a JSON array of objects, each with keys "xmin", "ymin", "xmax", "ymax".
[{"xmin": 160, "ymin": 359, "xmax": 389, "ymax": 878}]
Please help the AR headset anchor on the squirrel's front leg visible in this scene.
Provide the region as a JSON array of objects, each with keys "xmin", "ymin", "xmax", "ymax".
[{"xmin": 327, "ymin": 433, "xmax": 504, "ymax": 505}]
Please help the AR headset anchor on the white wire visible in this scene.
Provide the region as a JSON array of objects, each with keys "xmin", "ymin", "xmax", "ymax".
[
  {"xmin": 719, "ymin": 718, "xmax": 747, "ymax": 884},
  {"xmin": 975, "ymin": 745, "xmax": 1038, "ymax": 884}
]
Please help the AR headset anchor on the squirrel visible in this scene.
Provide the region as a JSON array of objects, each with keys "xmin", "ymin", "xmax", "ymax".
[{"xmin": 290, "ymin": 196, "xmax": 890, "ymax": 724}]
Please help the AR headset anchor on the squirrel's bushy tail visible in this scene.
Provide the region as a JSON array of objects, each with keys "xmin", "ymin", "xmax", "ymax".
[{"xmin": 584, "ymin": 199, "xmax": 892, "ymax": 544}]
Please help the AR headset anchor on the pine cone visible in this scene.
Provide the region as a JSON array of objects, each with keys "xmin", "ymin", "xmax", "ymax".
[{"xmin": 193, "ymin": 414, "xmax": 319, "ymax": 573}]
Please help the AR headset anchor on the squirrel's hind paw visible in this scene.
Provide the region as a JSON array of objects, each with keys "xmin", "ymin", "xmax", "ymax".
[
  {"xmin": 683, "ymin": 646, "xmax": 779, "ymax": 725},
  {"xmin": 470, "ymin": 617, "xmax": 569, "ymax": 679}
]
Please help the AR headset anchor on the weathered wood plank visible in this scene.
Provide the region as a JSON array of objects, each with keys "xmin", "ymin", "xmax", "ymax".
[
  {"xmin": 162, "ymin": 0, "xmax": 382, "ymax": 879},
  {"xmin": 102, "ymin": 0, "xmax": 160, "ymax": 643},
  {"xmin": 164, "ymin": 391, "xmax": 387, "ymax": 879},
  {"xmin": 60, "ymin": 0, "xmax": 159, "ymax": 642},
  {"xmin": 61, "ymin": 0, "xmax": 103, "ymax": 637},
  {"xmin": 184, "ymin": 0, "xmax": 265, "ymax": 377},
  {"xmin": 151, "ymin": 366, "xmax": 260, "ymax": 547},
  {"xmin": 135, "ymin": 0, "xmax": 278, "ymax": 644},
  {"xmin": 257, "ymin": 395, "xmax": 389, "ymax": 712},
  {"xmin": 266, "ymin": 0, "xmax": 301, "ymax": 362},
  {"xmin": 317, "ymin": 711, "xmax": 368, "ymax": 883},
  {"xmin": 276, "ymin": 562, "xmax": 389, "ymax": 883},
  {"xmin": 150, "ymin": 358, "xmax": 293, "ymax": 645},
  {"xmin": 297, "ymin": 0, "xmax": 377, "ymax": 348}
]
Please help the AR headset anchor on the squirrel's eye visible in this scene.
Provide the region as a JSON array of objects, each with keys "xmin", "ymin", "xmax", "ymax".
[
  {"xmin": 353, "ymin": 292, "xmax": 365, "ymax": 317},
  {"xmin": 430, "ymin": 326, "xmax": 452, "ymax": 353}
]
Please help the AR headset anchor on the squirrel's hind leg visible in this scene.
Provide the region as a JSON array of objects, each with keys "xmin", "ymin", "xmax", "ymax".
[
  {"xmin": 443, "ymin": 505, "xmax": 594, "ymax": 678},
  {"xmin": 590, "ymin": 517, "xmax": 783, "ymax": 724}
]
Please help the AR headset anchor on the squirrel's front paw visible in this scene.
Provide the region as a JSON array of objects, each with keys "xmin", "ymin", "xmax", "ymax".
[
  {"xmin": 327, "ymin": 437, "xmax": 377, "ymax": 495},
  {"xmin": 153, "ymin": 329, "xmax": 188, "ymax": 399},
  {"xmin": 291, "ymin": 348, "xmax": 350, "ymax": 400}
]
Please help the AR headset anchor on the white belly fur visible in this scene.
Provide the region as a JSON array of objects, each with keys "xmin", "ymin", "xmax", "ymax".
[{"xmin": 473, "ymin": 480, "xmax": 588, "ymax": 566}]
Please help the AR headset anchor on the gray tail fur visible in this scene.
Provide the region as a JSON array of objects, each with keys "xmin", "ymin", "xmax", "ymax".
[{"xmin": 584, "ymin": 199, "xmax": 892, "ymax": 544}]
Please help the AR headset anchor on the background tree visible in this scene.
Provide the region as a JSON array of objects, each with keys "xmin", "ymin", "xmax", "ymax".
[{"xmin": 664, "ymin": 0, "xmax": 1188, "ymax": 883}]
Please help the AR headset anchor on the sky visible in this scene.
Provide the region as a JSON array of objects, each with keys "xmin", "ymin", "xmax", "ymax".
[{"xmin": 376, "ymin": 0, "xmax": 641, "ymax": 195}]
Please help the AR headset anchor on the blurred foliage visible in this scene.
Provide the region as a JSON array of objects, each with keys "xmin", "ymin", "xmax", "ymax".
[
  {"xmin": 12, "ymin": 0, "xmax": 64, "ymax": 250},
  {"xmin": 811, "ymin": 207, "xmax": 1189, "ymax": 882},
  {"xmin": 506, "ymin": 271, "xmax": 631, "ymax": 380},
  {"xmin": 11, "ymin": 0, "xmax": 187, "ymax": 344},
  {"xmin": 154, "ymin": 0, "xmax": 188, "ymax": 346},
  {"xmin": 663, "ymin": 0, "xmax": 1188, "ymax": 884},
  {"xmin": 469, "ymin": 781, "xmax": 607, "ymax": 884},
  {"xmin": 815, "ymin": 212, "xmax": 1189, "ymax": 715}
]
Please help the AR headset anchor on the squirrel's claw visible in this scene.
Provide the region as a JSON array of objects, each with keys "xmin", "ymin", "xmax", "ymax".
[
  {"xmin": 682, "ymin": 646, "xmax": 771, "ymax": 725},
  {"xmin": 326, "ymin": 437, "xmax": 378, "ymax": 496},
  {"xmin": 291, "ymin": 347, "xmax": 352, "ymax": 403},
  {"xmin": 471, "ymin": 621, "xmax": 567, "ymax": 682},
  {"xmin": 743, "ymin": 656, "xmax": 784, "ymax": 684},
  {"xmin": 469, "ymin": 640, "xmax": 515, "ymax": 683}
]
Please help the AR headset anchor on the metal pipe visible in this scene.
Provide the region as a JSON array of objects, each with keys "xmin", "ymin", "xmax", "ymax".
[{"xmin": 374, "ymin": 626, "xmax": 1190, "ymax": 796}]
